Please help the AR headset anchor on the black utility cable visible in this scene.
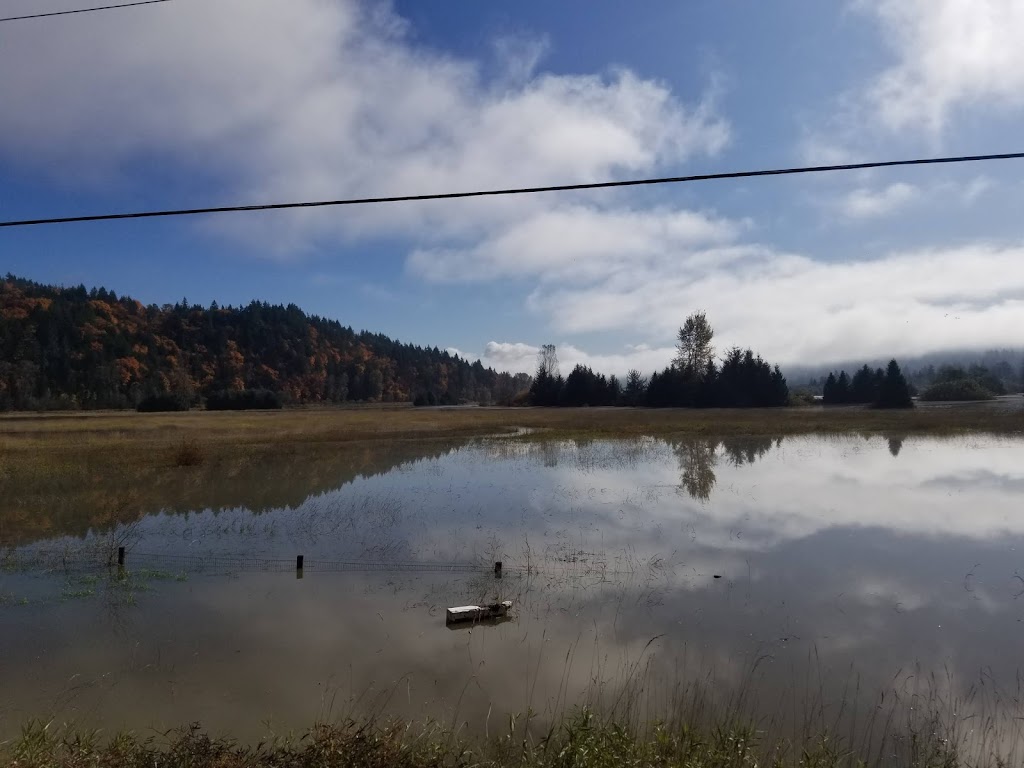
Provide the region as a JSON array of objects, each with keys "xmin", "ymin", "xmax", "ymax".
[
  {"xmin": 2, "ymin": 152, "xmax": 1022, "ymax": 229},
  {"xmin": 0, "ymin": 0, "xmax": 174, "ymax": 23}
]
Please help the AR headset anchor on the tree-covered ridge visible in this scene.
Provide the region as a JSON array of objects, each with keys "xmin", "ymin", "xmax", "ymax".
[{"xmin": 0, "ymin": 275, "xmax": 530, "ymax": 410}]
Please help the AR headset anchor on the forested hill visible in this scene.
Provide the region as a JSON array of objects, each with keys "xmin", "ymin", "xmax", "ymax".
[{"xmin": 0, "ymin": 275, "xmax": 530, "ymax": 410}]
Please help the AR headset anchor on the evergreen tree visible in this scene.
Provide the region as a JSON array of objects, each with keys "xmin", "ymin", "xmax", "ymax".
[
  {"xmin": 823, "ymin": 372, "xmax": 837, "ymax": 403},
  {"xmin": 563, "ymin": 364, "xmax": 596, "ymax": 406},
  {"xmin": 607, "ymin": 375, "xmax": 622, "ymax": 405},
  {"xmin": 876, "ymin": 359, "xmax": 913, "ymax": 408},
  {"xmin": 624, "ymin": 369, "xmax": 647, "ymax": 406},
  {"xmin": 850, "ymin": 364, "xmax": 878, "ymax": 403},
  {"xmin": 836, "ymin": 371, "xmax": 851, "ymax": 404}
]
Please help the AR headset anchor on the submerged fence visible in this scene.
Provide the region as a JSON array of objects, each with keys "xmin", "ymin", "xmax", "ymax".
[
  {"xmin": 1, "ymin": 545, "xmax": 490, "ymax": 576},
  {"xmin": 1, "ymin": 543, "xmax": 656, "ymax": 580}
]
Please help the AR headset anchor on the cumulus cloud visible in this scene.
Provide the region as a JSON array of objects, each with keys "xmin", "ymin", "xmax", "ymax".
[
  {"xmin": 482, "ymin": 342, "xmax": 541, "ymax": 371},
  {"xmin": 857, "ymin": 0, "xmax": 1024, "ymax": 135},
  {"xmin": 432, "ymin": 195, "xmax": 1024, "ymax": 365},
  {"xmin": 408, "ymin": 205, "xmax": 740, "ymax": 283},
  {"xmin": 6, "ymin": 0, "xmax": 1020, "ymax": 368},
  {"xmin": 537, "ymin": 241, "xmax": 1024, "ymax": 364},
  {"xmin": 0, "ymin": 0, "xmax": 728, "ymax": 251},
  {"xmin": 828, "ymin": 176, "xmax": 992, "ymax": 223},
  {"xmin": 839, "ymin": 182, "xmax": 919, "ymax": 219},
  {"xmin": 801, "ymin": 1, "xmax": 1024, "ymax": 164},
  {"xmin": 471, "ymin": 341, "xmax": 675, "ymax": 378}
]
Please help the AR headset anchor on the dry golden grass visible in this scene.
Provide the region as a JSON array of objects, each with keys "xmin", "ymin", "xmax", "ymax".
[{"xmin": 3, "ymin": 403, "xmax": 1024, "ymax": 474}]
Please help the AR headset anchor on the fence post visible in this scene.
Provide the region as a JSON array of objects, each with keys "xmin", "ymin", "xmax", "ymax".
[
  {"xmin": 494, "ymin": 561, "xmax": 502, "ymax": 579},
  {"xmin": 297, "ymin": 555, "xmax": 304, "ymax": 579}
]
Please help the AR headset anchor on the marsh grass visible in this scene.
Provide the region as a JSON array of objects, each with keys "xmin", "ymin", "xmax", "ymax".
[
  {"xmin": 3, "ymin": 700, "xmax": 1015, "ymax": 768},
  {"xmin": 4, "ymin": 406, "xmax": 1022, "ymax": 547},
  {"xmin": 170, "ymin": 437, "xmax": 204, "ymax": 467},
  {"xmin": 3, "ymin": 556, "xmax": 1022, "ymax": 766},
  {"xmin": 4, "ymin": 405, "xmax": 1024, "ymax": 476}
]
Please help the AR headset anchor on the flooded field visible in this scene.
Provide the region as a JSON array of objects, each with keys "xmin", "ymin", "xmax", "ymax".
[{"xmin": 2, "ymin": 434, "xmax": 1024, "ymax": 760}]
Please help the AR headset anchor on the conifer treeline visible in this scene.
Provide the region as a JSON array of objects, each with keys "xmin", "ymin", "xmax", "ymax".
[
  {"xmin": 0, "ymin": 275, "xmax": 530, "ymax": 410},
  {"xmin": 529, "ymin": 352, "xmax": 789, "ymax": 408},
  {"xmin": 528, "ymin": 314, "xmax": 790, "ymax": 408},
  {"xmin": 822, "ymin": 361, "xmax": 913, "ymax": 408}
]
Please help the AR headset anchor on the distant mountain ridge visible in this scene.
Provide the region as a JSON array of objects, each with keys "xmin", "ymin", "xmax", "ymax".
[
  {"xmin": 786, "ymin": 348, "xmax": 1024, "ymax": 389},
  {"xmin": 0, "ymin": 274, "xmax": 530, "ymax": 410}
]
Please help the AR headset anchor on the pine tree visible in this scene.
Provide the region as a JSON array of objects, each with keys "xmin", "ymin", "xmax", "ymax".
[
  {"xmin": 836, "ymin": 371, "xmax": 851, "ymax": 404},
  {"xmin": 624, "ymin": 369, "xmax": 647, "ymax": 406},
  {"xmin": 876, "ymin": 359, "xmax": 913, "ymax": 408},
  {"xmin": 823, "ymin": 372, "xmax": 837, "ymax": 404}
]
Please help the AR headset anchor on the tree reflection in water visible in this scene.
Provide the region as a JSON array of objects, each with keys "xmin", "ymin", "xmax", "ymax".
[{"xmin": 669, "ymin": 436, "xmax": 779, "ymax": 501}]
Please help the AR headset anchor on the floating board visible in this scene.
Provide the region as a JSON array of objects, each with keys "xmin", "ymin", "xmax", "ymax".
[
  {"xmin": 446, "ymin": 614, "xmax": 514, "ymax": 631},
  {"xmin": 445, "ymin": 600, "xmax": 513, "ymax": 625}
]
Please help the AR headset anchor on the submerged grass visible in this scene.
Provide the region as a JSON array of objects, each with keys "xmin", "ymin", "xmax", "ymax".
[
  {"xmin": 1, "ymin": 406, "xmax": 1022, "ymax": 542},
  {"xmin": 169, "ymin": 438, "xmax": 204, "ymax": 467},
  {"xmin": 2, "ymin": 706, "xmax": 1005, "ymax": 768},
  {"xmin": 4, "ymin": 403, "xmax": 1024, "ymax": 472}
]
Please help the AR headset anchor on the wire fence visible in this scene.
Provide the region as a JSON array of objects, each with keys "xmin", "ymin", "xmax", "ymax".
[
  {"xmin": 137, "ymin": 552, "xmax": 485, "ymax": 574},
  {"xmin": 1, "ymin": 546, "xmax": 487, "ymax": 575},
  {"xmin": 2, "ymin": 543, "xmax": 672, "ymax": 581}
]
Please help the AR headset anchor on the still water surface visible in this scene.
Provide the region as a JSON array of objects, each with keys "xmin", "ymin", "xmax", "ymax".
[{"xmin": 2, "ymin": 434, "xmax": 1023, "ymax": 750}]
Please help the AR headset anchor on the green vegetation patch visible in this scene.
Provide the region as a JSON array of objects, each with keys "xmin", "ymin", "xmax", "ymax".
[
  {"xmin": 2, "ymin": 709, "xmax": 977, "ymax": 768},
  {"xmin": 921, "ymin": 378, "xmax": 997, "ymax": 402}
]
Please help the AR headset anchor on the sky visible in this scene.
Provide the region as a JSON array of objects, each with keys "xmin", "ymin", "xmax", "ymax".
[{"xmin": 2, "ymin": 0, "xmax": 1024, "ymax": 376}]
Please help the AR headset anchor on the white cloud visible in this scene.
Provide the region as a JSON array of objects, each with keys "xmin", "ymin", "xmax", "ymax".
[
  {"xmin": 830, "ymin": 176, "xmax": 992, "ymax": 222},
  {"xmin": 839, "ymin": 182, "xmax": 919, "ymax": 219},
  {"xmin": 6, "ymin": 0, "xmax": 1020, "ymax": 369},
  {"xmin": 482, "ymin": 342, "xmax": 541, "ymax": 372},
  {"xmin": 536, "ymin": 241, "xmax": 1024, "ymax": 364},
  {"xmin": 958, "ymin": 176, "xmax": 994, "ymax": 205},
  {"xmin": 426, "ymin": 192, "xmax": 1024, "ymax": 364},
  {"xmin": 801, "ymin": 1, "xmax": 1024, "ymax": 161},
  {"xmin": 409, "ymin": 205, "xmax": 740, "ymax": 283},
  {"xmin": 492, "ymin": 34, "xmax": 550, "ymax": 87},
  {"xmin": 856, "ymin": 0, "xmax": 1024, "ymax": 136},
  {"xmin": 475, "ymin": 341, "xmax": 675, "ymax": 378},
  {"xmin": 0, "ymin": 0, "xmax": 728, "ymax": 251}
]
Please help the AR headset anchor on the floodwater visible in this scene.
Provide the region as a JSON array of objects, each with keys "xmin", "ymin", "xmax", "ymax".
[{"xmin": 2, "ymin": 434, "xmax": 1024, "ymax": 757}]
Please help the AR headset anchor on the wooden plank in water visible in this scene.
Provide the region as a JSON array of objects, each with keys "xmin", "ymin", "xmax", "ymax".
[
  {"xmin": 446, "ymin": 614, "xmax": 513, "ymax": 631},
  {"xmin": 445, "ymin": 600, "xmax": 512, "ymax": 625}
]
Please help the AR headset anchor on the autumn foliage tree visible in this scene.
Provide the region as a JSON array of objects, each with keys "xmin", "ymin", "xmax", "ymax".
[{"xmin": 0, "ymin": 275, "xmax": 529, "ymax": 411}]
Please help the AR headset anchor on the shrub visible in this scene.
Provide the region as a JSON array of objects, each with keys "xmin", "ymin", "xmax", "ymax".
[
  {"xmin": 137, "ymin": 393, "xmax": 191, "ymax": 412},
  {"xmin": 205, "ymin": 389, "xmax": 283, "ymax": 411},
  {"xmin": 921, "ymin": 379, "xmax": 995, "ymax": 401},
  {"xmin": 170, "ymin": 438, "xmax": 204, "ymax": 467}
]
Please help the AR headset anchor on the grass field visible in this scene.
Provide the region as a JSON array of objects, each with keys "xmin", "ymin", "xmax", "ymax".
[
  {"xmin": 4, "ymin": 402, "xmax": 1024, "ymax": 472},
  {"xmin": 3, "ymin": 403, "xmax": 1023, "ymax": 546}
]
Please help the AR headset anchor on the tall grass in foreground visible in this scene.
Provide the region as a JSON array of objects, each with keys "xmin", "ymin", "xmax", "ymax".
[
  {"xmin": 3, "ymin": 705, "xmax": 1011, "ymax": 768},
  {"xmin": 7, "ymin": 655, "xmax": 1022, "ymax": 767}
]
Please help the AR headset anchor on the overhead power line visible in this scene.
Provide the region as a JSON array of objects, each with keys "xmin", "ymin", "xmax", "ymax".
[
  {"xmin": 0, "ymin": 0, "xmax": 173, "ymax": 23},
  {"xmin": 1, "ymin": 151, "xmax": 1022, "ymax": 229}
]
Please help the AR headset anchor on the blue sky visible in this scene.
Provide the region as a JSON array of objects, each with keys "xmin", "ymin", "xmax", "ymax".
[{"xmin": 2, "ymin": 0, "xmax": 1024, "ymax": 375}]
